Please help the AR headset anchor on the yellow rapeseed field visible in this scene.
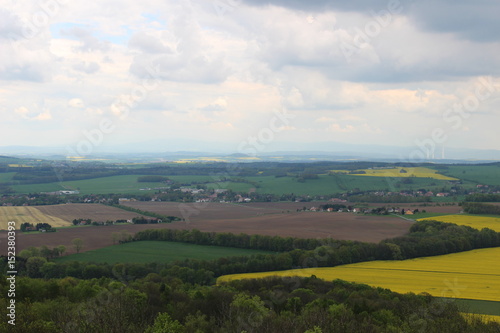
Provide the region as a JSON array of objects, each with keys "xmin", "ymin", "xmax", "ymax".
[
  {"xmin": 218, "ymin": 247, "xmax": 500, "ymax": 302},
  {"xmin": 418, "ymin": 215, "xmax": 500, "ymax": 232},
  {"xmin": 330, "ymin": 167, "xmax": 457, "ymax": 180},
  {"xmin": 0, "ymin": 206, "xmax": 70, "ymax": 230}
]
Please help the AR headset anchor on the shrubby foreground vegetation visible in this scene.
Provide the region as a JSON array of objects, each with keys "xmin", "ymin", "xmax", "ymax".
[
  {"xmin": 2, "ymin": 220, "xmax": 500, "ymax": 332},
  {"xmin": 0, "ymin": 275, "xmax": 498, "ymax": 332}
]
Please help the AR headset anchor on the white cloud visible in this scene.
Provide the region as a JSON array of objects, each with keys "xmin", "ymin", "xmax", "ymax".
[
  {"xmin": 0, "ymin": 0, "xmax": 498, "ymax": 152},
  {"xmin": 68, "ymin": 98, "xmax": 85, "ymax": 108}
]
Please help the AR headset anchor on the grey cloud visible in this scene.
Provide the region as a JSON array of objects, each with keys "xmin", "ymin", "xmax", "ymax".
[
  {"xmin": 408, "ymin": 0, "xmax": 500, "ymax": 42},
  {"xmin": 0, "ymin": 9, "xmax": 25, "ymax": 40},
  {"xmin": 128, "ymin": 32, "xmax": 172, "ymax": 54},
  {"xmin": 243, "ymin": 0, "xmax": 500, "ymax": 43},
  {"xmin": 0, "ymin": 64, "xmax": 47, "ymax": 82},
  {"xmin": 240, "ymin": 0, "xmax": 390, "ymax": 13}
]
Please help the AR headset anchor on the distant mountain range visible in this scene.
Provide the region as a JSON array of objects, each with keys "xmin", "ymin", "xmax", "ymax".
[{"xmin": 0, "ymin": 140, "xmax": 499, "ymax": 163}]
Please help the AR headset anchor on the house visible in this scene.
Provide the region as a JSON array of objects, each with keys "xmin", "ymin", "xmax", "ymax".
[{"xmin": 405, "ymin": 210, "xmax": 414, "ymax": 215}]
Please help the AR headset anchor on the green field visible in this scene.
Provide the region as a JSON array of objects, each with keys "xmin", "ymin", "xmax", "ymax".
[
  {"xmin": 9, "ymin": 172, "xmax": 456, "ymax": 196},
  {"xmin": 441, "ymin": 165, "xmax": 500, "ymax": 186},
  {"xmin": 206, "ymin": 174, "xmax": 453, "ymax": 196},
  {"xmin": 0, "ymin": 172, "xmax": 16, "ymax": 182},
  {"xmin": 14, "ymin": 175, "xmax": 169, "ymax": 195},
  {"xmin": 8, "ymin": 163, "xmax": 500, "ymax": 196},
  {"xmin": 55, "ymin": 241, "xmax": 275, "ymax": 264},
  {"xmin": 12, "ymin": 182, "xmax": 65, "ymax": 193},
  {"xmin": 454, "ymin": 298, "xmax": 500, "ymax": 316}
]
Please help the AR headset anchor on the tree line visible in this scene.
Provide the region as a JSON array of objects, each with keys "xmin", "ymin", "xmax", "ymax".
[
  {"xmin": 8, "ymin": 220, "xmax": 500, "ymax": 284},
  {"xmin": 465, "ymin": 193, "xmax": 500, "ymax": 202},
  {"xmin": 462, "ymin": 202, "xmax": 500, "ymax": 215},
  {"xmin": 106, "ymin": 203, "xmax": 181, "ymax": 222},
  {"xmin": 0, "ymin": 272, "xmax": 497, "ymax": 332}
]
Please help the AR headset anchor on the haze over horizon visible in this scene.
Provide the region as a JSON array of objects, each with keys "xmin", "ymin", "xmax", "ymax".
[{"xmin": 1, "ymin": 0, "xmax": 500, "ymax": 157}]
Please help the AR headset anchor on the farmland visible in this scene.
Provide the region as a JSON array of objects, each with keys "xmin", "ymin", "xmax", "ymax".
[
  {"xmin": 196, "ymin": 173, "xmax": 457, "ymax": 196},
  {"xmin": 54, "ymin": 240, "xmax": 274, "ymax": 264},
  {"xmin": 418, "ymin": 215, "xmax": 500, "ymax": 232},
  {"xmin": 218, "ymin": 247, "xmax": 500, "ymax": 303},
  {"xmin": 35, "ymin": 203, "xmax": 150, "ymax": 222},
  {"xmin": 7, "ymin": 169, "xmax": 458, "ymax": 196},
  {"xmin": 0, "ymin": 206, "xmax": 69, "ymax": 229},
  {"xmin": 121, "ymin": 201, "xmax": 414, "ymax": 242},
  {"xmin": 331, "ymin": 167, "xmax": 458, "ymax": 180},
  {"xmin": 441, "ymin": 165, "xmax": 500, "ymax": 185},
  {"xmin": 0, "ymin": 203, "xmax": 150, "ymax": 230}
]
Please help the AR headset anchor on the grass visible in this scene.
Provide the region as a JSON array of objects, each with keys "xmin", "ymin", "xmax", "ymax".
[
  {"xmin": 418, "ymin": 214, "xmax": 500, "ymax": 232},
  {"xmin": 0, "ymin": 172, "xmax": 16, "ymax": 182},
  {"xmin": 0, "ymin": 206, "xmax": 70, "ymax": 230},
  {"xmin": 440, "ymin": 165, "xmax": 500, "ymax": 186},
  {"xmin": 61, "ymin": 175, "xmax": 170, "ymax": 195},
  {"xmin": 331, "ymin": 167, "xmax": 458, "ymax": 180},
  {"xmin": 453, "ymin": 298, "xmax": 500, "ymax": 316},
  {"xmin": 218, "ymin": 247, "xmax": 500, "ymax": 302},
  {"xmin": 54, "ymin": 241, "xmax": 275, "ymax": 264},
  {"xmin": 408, "ymin": 212, "xmax": 454, "ymax": 219},
  {"xmin": 205, "ymin": 174, "xmax": 453, "ymax": 196},
  {"xmin": 11, "ymin": 182, "xmax": 65, "ymax": 193},
  {"xmin": 4, "ymin": 168, "xmax": 470, "ymax": 196}
]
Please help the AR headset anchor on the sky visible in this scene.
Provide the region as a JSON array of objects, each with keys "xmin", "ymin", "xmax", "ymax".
[{"xmin": 1, "ymin": 0, "xmax": 500, "ymax": 157}]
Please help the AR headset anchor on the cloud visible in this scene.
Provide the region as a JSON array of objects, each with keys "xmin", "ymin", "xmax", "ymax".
[
  {"xmin": 128, "ymin": 31, "xmax": 172, "ymax": 53},
  {"xmin": 68, "ymin": 98, "xmax": 85, "ymax": 108},
  {"xmin": 407, "ymin": 0, "xmax": 500, "ymax": 43},
  {"xmin": 15, "ymin": 106, "xmax": 52, "ymax": 121},
  {"xmin": 200, "ymin": 97, "xmax": 228, "ymax": 112},
  {"xmin": 128, "ymin": 6, "xmax": 232, "ymax": 84},
  {"xmin": 0, "ymin": 9, "xmax": 25, "ymax": 40},
  {"xmin": 61, "ymin": 26, "xmax": 111, "ymax": 52},
  {"xmin": 72, "ymin": 61, "xmax": 100, "ymax": 74},
  {"xmin": 0, "ymin": 0, "xmax": 498, "ymax": 151}
]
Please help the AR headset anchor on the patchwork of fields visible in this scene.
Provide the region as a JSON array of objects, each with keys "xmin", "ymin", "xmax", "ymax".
[
  {"xmin": 8, "ymin": 169, "xmax": 460, "ymax": 196},
  {"xmin": 218, "ymin": 247, "xmax": 500, "ymax": 303},
  {"xmin": 0, "ymin": 204, "xmax": 150, "ymax": 230},
  {"xmin": 121, "ymin": 201, "xmax": 413, "ymax": 242},
  {"xmin": 418, "ymin": 214, "xmax": 500, "ymax": 232}
]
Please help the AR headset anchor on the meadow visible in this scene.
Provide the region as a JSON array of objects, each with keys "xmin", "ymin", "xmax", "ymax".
[
  {"xmin": 330, "ymin": 167, "xmax": 458, "ymax": 180},
  {"xmin": 218, "ymin": 247, "xmax": 500, "ymax": 302},
  {"xmin": 0, "ymin": 172, "xmax": 15, "ymax": 182},
  {"xmin": 7, "ymin": 169, "xmax": 455, "ymax": 196},
  {"xmin": 418, "ymin": 214, "xmax": 500, "ymax": 232},
  {"xmin": 0, "ymin": 206, "xmax": 69, "ymax": 229},
  {"xmin": 441, "ymin": 165, "xmax": 500, "ymax": 186},
  {"xmin": 54, "ymin": 240, "xmax": 274, "ymax": 264},
  {"xmin": 205, "ymin": 174, "xmax": 452, "ymax": 196}
]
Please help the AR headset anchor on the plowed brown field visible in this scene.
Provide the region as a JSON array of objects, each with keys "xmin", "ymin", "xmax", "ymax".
[{"xmin": 0, "ymin": 201, "xmax": 416, "ymax": 255}]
